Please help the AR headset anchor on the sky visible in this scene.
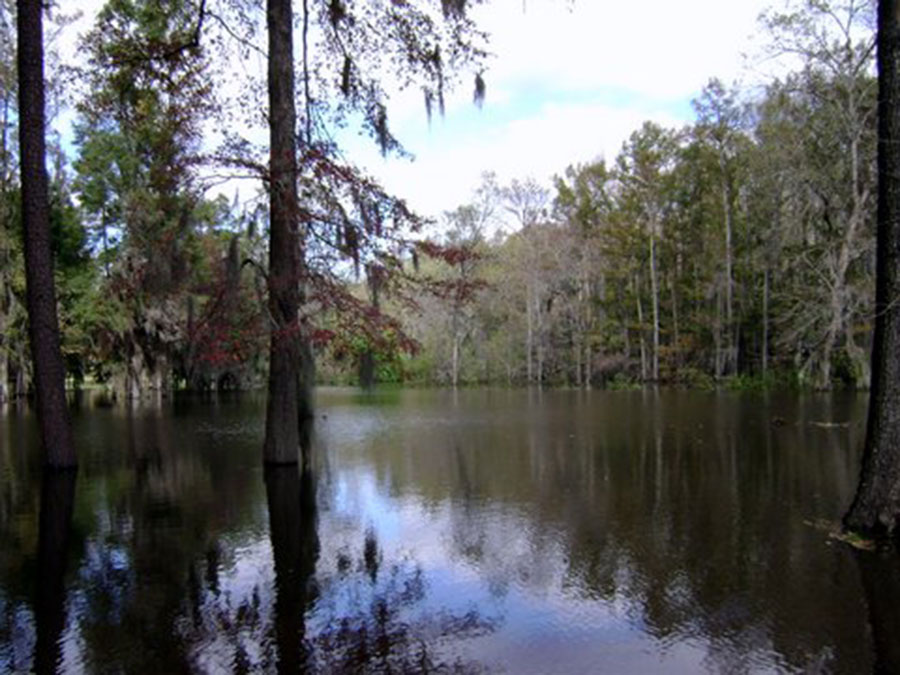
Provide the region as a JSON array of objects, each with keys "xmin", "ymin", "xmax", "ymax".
[
  {"xmin": 57, "ymin": 0, "xmax": 783, "ymax": 223},
  {"xmin": 347, "ymin": 0, "xmax": 781, "ymax": 220}
]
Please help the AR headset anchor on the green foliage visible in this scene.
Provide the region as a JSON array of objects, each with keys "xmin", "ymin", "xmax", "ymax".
[{"xmin": 0, "ymin": 0, "xmax": 881, "ymax": 397}]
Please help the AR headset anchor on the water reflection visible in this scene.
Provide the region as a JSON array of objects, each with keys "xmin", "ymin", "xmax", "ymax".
[
  {"xmin": 855, "ymin": 546, "xmax": 900, "ymax": 674},
  {"xmin": 0, "ymin": 389, "xmax": 893, "ymax": 673},
  {"xmin": 34, "ymin": 471, "xmax": 76, "ymax": 675},
  {"xmin": 265, "ymin": 464, "xmax": 318, "ymax": 673}
]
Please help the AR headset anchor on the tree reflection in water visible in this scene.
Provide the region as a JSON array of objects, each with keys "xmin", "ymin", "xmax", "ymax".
[
  {"xmin": 8, "ymin": 390, "xmax": 889, "ymax": 673},
  {"xmin": 166, "ymin": 428, "xmax": 497, "ymax": 673},
  {"xmin": 34, "ymin": 470, "xmax": 76, "ymax": 675},
  {"xmin": 856, "ymin": 544, "xmax": 900, "ymax": 674},
  {"xmin": 260, "ymin": 430, "xmax": 495, "ymax": 674},
  {"xmin": 265, "ymin": 463, "xmax": 318, "ymax": 673}
]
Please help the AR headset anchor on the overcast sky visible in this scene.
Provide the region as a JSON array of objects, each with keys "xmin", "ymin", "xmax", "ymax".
[{"xmin": 59, "ymin": 0, "xmax": 783, "ymax": 223}]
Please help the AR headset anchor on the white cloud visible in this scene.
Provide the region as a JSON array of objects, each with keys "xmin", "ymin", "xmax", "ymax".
[
  {"xmin": 359, "ymin": 98, "xmax": 686, "ymax": 219},
  {"xmin": 53, "ymin": 0, "xmax": 785, "ymax": 225},
  {"xmin": 354, "ymin": 0, "xmax": 779, "ymax": 221}
]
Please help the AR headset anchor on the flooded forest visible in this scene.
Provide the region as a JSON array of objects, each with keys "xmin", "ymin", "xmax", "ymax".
[
  {"xmin": 3, "ymin": 0, "xmax": 900, "ymax": 674},
  {"xmin": 0, "ymin": 0, "xmax": 884, "ymax": 397}
]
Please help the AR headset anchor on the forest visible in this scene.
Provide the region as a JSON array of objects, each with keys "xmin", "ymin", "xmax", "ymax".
[
  {"xmin": 0, "ymin": 0, "xmax": 882, "ymax": 401},
  {"xmin": 4, "ymin": 0, "xmax": 900, "ymax": 671}
]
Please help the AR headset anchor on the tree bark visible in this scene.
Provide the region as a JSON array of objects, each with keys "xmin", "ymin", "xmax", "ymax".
[
  {"xmin": 359, "ymin": 267, "xmax": 379, "ymax": 389},
  {"xmin": 635, "ymin": 275, "xmax": 647, "ymax": 381},
  {"xmin": 720, "ymin": 162, "xmax": 735, "ymax": 376},
  {"xmin": 762, "ymin": 266, "xmax": 769, "ymax": 376},
  {"xmin": 649, "ymin": 220, "xmax": 660, "ymax": 381},
  {"xmin": 264, "ymin": 0, "xmax": 306, "ymax": 464},
  {"xmin": 843, "ymin": 0, "xmax": 900, "ymax": 535},
  {"xmin": 17, "ymin": 0, "xmax": 75, "ymax": 468},
  {"xmin": 525, "ymin": 283, "xmax": 533, "ymax": 383}
]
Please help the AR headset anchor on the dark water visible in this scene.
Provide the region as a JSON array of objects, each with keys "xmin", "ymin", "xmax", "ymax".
[{"xmin": 1, "ymin": 388, "xmax": 899, "ymax": 674}]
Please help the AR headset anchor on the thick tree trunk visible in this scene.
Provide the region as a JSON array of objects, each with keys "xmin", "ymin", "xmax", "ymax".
[
  {"xmin": 843, "ymin": 0, "xmax": 900, "ymax": 535},
  {"xmin": 264, "ymin": 0, "xmax": 305, "ymax": 464},
  {"xmin": 17, "ymin": 0, "xmax": 75, "ymax": 468}
]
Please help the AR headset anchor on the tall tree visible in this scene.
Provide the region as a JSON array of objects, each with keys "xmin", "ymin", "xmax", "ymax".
[
  {"xmin": 263, "ymin": 0, "xmax": 306, "ymax": 464},
  {"xmin": 761, "ymin": 0, "xmax": 877, "ymax": 389},
  {"xmin": 615, "ymin": 122, "xmax": 678, "ymax": 382},
  {"xmin": 843, "ymin": 0, "xmax": 900, "ymax": 535},
  {"xmin": 75, "ymin": 0, "xmax": 211, "ymax": 400},
  {"xmin": 17, "ymin": 0, "xmax": 75, "ymax": 467},
  {"xmin": 254, "ymin": 0, "xmax": 486, "ymax": 461},
  {"xmin": 692, "ymin": 79, "xmax": 744, "ymax": 377}
]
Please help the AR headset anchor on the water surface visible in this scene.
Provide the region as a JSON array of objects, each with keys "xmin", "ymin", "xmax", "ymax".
[{"xmin": 1, "ymin": 388, "xmax": 898, "ymax": 673}]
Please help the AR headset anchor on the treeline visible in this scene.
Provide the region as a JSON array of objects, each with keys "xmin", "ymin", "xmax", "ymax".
[
  {"xmin": 0, "ymin": 0, "xmax": 879, "ymax": 398},
  {"xmin": 386, "ymin": 5, "xmax": 878, "ymax": 390},
  {"xmin": 0, "ymin": 0, "xmax": 272, "ymax": 400}
]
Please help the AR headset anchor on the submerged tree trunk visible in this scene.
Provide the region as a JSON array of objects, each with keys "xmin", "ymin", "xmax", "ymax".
[
  {"xmin": 17, "ymin": 0, "xmax": 75, "ymax": 468},
  {"xmin": 843, "ymin": 0, "xmax": 900, "ymax": 535},
  {"xmin": 264, "ymin": 0, "xmax": 307, "ymax": 464}
]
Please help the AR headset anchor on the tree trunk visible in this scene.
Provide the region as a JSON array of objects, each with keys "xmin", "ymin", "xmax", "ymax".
[
  {"xmin": 359, "ymin": 265, "xmax": 379, "ymax": 390},
  {"xmin": 670, "ymin": 274, "xmax": 679, "ymax": 370},
  {"xmin": 536, "ymin": 293, "xmax": 544, "ymax": 386},
  {"xmin": 573, "ymin": 334, "xmax": 582, "ymax": 387},
  {"xmin": 525, "ymin": 284, "xmax": 533, "ymax": 383},
  {"xmin": 714, "ymin": 287, "xmax": 723, "ymax": 378},
  {"xmin": 451, "ymin": 333, "xmax": 460, "ymax": 387},
  {"xmin": 635, "ymin": 275, "xmax": 647, "ymax": 381},
  {"xmin": 649, "ymin": 222, "xmax": 660, "ymax": 381},
  {"xmin": 762, "ymin": 267, "xmax": 769, "ymax": 376},
  {"xmin": 0, "ymin": 349, "xmax": 6, "ymax": 404},
  {"xmin": 721, "ymin": 169, "xmax": 735, "ymax": 376},
  {"xmin": 0, "ymin": 286, "xmax": 6, "ymax": 403},
  {"xmin": 264, "ymin": 0, "xmax": 304, "ymax": 464},
  {"xmin": 17, "ymin": 0, "xmax": 75, "ymax": 468},
  {"xmin": 843, "ymin": 0, "xmax": 900, "ymax": 535}
]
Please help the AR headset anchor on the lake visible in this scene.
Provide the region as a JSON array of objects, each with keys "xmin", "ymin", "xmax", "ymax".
[{"xmin": 1, "ymin": 388, "xmax": 898, "ymax": 673}]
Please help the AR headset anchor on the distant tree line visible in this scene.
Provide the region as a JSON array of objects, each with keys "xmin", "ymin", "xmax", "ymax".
[
  {"xmin": 384, "ymin": 2, "xmax": 880, "ymax": 391},
  {"xmin": 0, "ymin": 0, "xmax": 882, "ymax": 398}
]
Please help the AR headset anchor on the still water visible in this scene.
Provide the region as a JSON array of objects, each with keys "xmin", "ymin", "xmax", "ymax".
[{"xmin": 1, "ymin": 388, "xmax": 899, "ymax": 673}]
